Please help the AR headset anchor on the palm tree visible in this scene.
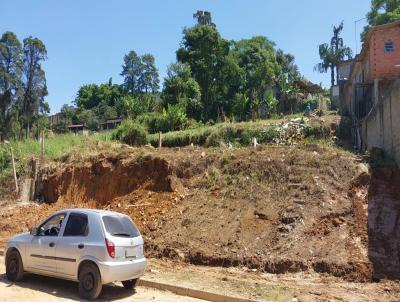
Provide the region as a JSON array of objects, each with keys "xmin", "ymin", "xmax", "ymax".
[
  {"xmin": 315, "ymin": 44, "xmax": 336, "ymax": 87},
  {"xmin": 331, "ymin": 22, "xmax": 352, "ymax": 84},
  {"xmin": 315, "ymin": 21, "xmax": 352, "ymax": 87}
]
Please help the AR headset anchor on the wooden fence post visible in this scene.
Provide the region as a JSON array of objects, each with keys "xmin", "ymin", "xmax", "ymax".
[
  {"xmin": 158, "ymin": 132, "xmax": 162, "ymax": 149},
  {"xmin": 253, "ymin": 137, "xmax": 258, "ymax": 148},
  {"xmin": 40, "ymin": 130, "xmax": 45, "ymax": 165},
  {"xmin": 9, "ymin": 145, "xmax": 18, "ymax": 193}
]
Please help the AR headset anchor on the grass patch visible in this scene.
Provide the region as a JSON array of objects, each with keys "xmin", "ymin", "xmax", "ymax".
[
  {"xmin": 148, "ymin": 117, "xmax": 332, "ymax": 148},
  {"xmin": 0, "ymin": 134, "xmax": 103, "ymax": 195}
]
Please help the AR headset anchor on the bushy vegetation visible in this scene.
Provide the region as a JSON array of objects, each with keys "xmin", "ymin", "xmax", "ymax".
[
  {"xmin": 28, "ymin": 11, "xmax": 326, "ymax": 138},
  {"xmin": 111, "ymin": 120, "xmax": 148, "ymax": 146},
  {"xmin": 147, "ymin": 117, "xmax": 332, "ymax": 148}
]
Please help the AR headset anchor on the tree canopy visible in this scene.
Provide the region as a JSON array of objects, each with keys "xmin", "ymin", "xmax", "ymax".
[
  {"xmin": 362, "ymin": 0, "xmax": 400, "ymax": 40},
  {"xmin": 121, "ymin": 51, "xmax": 159, "ymax": 95},
  {"xmin": 0, "ymin": 32, "xmax": 49, "ymax": 140}
]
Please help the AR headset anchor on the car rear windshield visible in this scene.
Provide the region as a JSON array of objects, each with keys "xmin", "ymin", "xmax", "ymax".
[{"xmin": 102, "ymin": 215, "xmax": 140, "ymax": 238}]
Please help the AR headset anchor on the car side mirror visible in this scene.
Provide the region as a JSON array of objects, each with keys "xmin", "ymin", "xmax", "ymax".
[{"xmin": 30, "ymin": 227, "xmax": 38, "ymax": 236}]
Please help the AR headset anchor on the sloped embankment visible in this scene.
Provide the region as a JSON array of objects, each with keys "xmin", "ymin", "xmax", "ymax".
[{"xmin": 0, "ymin": 144, "xmax": 384, "ymax": 281}]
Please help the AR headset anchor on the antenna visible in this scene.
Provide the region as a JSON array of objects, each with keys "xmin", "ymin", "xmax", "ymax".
[{"xmin": 355, "ymin": 17, "xmax": 367, "ymax": 54}]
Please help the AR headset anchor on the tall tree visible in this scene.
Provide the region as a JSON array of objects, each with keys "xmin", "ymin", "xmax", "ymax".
[
  {"xmin": 121, "ymin": 50, "xmax": 142, "ymax": 94},
  {"xmin": 139, "ymin": 54, "xmax": 159, "ymax": 94},
  {"xmin": 177, "ymin": 25, "xmax": 230, "ymax": 120},
  {"xmin": 121, "ymin": 51, "xmax": 159, "ymax": 95},
  {"xmin": 362, "ymin": 0, "xmax": 400, "ymax": 40},
  {"xmin": 315, "ymin": 22, "xmax": 352, "ymax": 87},
  {"xmin": 193, "ymin": 10, "xmax": 216, "ymax": 27},
  {"xmin": 331, "ymin": 22, "xmax": 352, "ymax": 84},
  {"xmin": 0, "ymin": 32, "xmax": 22, "ymax": 140},
  {"xmin": 21, "ymin": 36, "xmax": 48, "ymax": 139},
  {"xmin": 231, "ymin": 36, "xmax": 281, "ymax": 116}
]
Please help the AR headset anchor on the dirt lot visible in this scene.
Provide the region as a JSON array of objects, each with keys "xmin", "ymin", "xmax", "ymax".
[
  {"xmin": 0, "ymin": 141, "xmax": 400, "ymax": 301},
  {"xmin": 0, "ymin": 144, "xmax": 373, "ymax": 279},
  {"xmin": 1, "ymin": 255, "xmax": 398, "ymax": 302},
  {"xmin": 146, "ymin": 258, "xmax": 400, "ymax": 302}
]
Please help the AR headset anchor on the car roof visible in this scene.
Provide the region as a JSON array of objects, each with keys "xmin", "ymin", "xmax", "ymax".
[{"xmin": 53, "ymin": 208, "xmax": 126, "ymax": 217}]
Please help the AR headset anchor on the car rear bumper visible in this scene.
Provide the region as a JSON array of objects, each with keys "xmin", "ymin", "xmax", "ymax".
[{"xmin": 98, "ymin": 257, "xmax": 147, "ymax": 284}]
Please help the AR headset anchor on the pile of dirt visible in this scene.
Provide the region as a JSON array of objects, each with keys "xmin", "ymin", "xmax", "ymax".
[{"xmin": 0, "ymin": 143, "xmax": 381, "ymax": 281}]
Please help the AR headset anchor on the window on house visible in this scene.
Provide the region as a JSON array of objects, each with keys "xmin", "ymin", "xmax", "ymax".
[{"xmin": 384, "ymin": 42, "xmax": 394, "ymax": 52}]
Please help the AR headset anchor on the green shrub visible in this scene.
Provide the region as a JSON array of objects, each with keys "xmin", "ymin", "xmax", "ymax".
[
  {"xmin": 136, "ymin": 104, "xmax": 190, "ymax": 134},
  {"xmin": 112, "ymin": 120, "xmax": 148, "ymax": 146},
  {"xmin": 0, "ymin": 145, "xmax": 10, "ymax": 172},
  {"xmin": 136, "ymin": 112, "xmax": 166, "ymax": 134},
  {"xmin": 162, "ymin": 103, "xmax": 189, "ymax": 132}
]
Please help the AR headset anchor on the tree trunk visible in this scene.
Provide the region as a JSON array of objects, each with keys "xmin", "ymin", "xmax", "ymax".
[
  {"xmin": 330, "ymin": 66, "xmax": 335, "ymax": 87},
  {"xmin": 26, "ymin": 122, "xmax": 30, "ymax": 141}
]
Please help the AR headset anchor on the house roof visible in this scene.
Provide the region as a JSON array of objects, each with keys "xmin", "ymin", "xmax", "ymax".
[
  {"xmin": 67, "ymin": 124, "xmax": 88, "ymax": 129},
  {"xmin": 100, "ymin": 118, "xmax": 123, "ymax": 125}
]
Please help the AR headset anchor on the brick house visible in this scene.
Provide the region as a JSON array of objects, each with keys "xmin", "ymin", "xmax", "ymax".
[
  {"xmin": 340, "ymin": 21, "xmax": 400, "ymax": 163},
  {"xmin": 341, "ymin": 21, "xmax": 400, "ymax": 118}
]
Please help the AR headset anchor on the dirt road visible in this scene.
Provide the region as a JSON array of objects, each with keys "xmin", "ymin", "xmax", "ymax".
[{"xmin": 0, "ymin": 257, "xmax": 201, "ymax": 302}]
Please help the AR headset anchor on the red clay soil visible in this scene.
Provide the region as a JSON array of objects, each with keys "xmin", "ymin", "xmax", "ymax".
[
  {"xmin": 367, "ymin": 168, "xmax": 400, "ymax": 280},
  {"xmin": 0, "ymin": 144, "xmax": 380, "ymax": 282}
]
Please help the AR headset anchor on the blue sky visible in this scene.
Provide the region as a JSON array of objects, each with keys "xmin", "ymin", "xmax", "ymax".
[{"xmin": 1, "ymin": 0, "xmax": 371, "ymax": 113}]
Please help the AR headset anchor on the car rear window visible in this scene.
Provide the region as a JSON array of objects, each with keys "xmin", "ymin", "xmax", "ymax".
[{"xmin": 102, "ymin": 215, "xmax": 140, "ymax": 238}]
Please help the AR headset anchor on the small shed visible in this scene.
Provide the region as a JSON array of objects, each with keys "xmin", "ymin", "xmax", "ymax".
[
  {"xmin": 68, "ymin": 124, "xmax": 89, "ymax": 136},
  {"xmin": 100, "ymin": 118, "xmax": 122, "ymax": 131}
]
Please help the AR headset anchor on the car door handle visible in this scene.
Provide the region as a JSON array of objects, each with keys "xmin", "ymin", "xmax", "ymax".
[
  {"xmin": 78, "ymin": 243, "xmax": 84, "ymax": 249},
  {"xmin": 49, "ymin": 242, "xmax": 55, "ymax": 247}
]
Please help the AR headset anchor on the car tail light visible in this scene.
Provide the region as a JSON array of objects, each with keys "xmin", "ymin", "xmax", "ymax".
[{"xmin": 105, "ymin": 238, "xmax": 115, "ymax": 258}]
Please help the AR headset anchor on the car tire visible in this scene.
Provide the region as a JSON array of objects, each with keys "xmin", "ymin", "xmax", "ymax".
[
  {"xmin": 78, "ymin": 263, "xmax": 102, "ymax": 300},
  {"xmin": 122, "ymin": 279, "xmax": 139, "ymax": 290},
  {"xmin": 6, "ymin": 249, "xmax": 24, "ymax": 282}
]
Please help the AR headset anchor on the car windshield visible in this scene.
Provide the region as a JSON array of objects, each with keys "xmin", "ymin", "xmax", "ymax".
[{"xmin": 102, "ymin": 215, "xmax": 140, "ymax": 238}]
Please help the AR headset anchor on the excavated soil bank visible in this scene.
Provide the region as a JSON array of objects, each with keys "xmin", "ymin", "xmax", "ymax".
[{"xmin": 41, "ymin": 154, "xmax": 174, "ymax": 204}]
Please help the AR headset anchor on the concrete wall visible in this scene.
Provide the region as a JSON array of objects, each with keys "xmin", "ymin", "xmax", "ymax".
[{"xmin": 363, "ymin": 79, "xmax": 400, "ymax": 165}]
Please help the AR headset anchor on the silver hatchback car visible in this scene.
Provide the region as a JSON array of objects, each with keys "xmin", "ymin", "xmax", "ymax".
[{"xmin": 5, "ymin": 208, "xmax": 147, "ymax": 300}]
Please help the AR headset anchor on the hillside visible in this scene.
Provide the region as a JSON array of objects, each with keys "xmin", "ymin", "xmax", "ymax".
[{"xmin": 0, "ymin": 140, "xmax": 375, "ymax": 281}]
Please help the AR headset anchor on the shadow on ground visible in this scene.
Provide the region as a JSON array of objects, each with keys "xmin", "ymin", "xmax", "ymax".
[{"xmin": 0, "ymin": 273, "xmax": 134, "ymax": 301}]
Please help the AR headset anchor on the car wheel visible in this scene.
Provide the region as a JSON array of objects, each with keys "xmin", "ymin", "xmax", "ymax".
[
  {"xmin": 6, "ymin": 249, "xmax": 24, "ymax": 282},
  {"xmin": 122, "ymin": 279, "xmax": 138, "ymax": 290},
  {"xmin": 78, "ymin": 263, "xmax": 102, "ymax": 300}
]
